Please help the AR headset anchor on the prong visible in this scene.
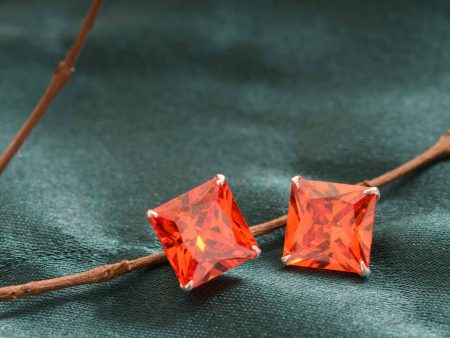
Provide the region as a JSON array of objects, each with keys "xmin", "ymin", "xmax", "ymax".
[
  {"xmin": 363, "ymin": 187, "xmax": 380, "ymax": 198},
  {"xmin": 281, "ymin": 254, "xmax": 292, "ymax": 265},
  {"xmin": 291, "ymin": 175, "xmax": 302, "ymax": 187},
  {"xmin": 360, "ymin": 261, "xmax": 371, "ymax": 277},
  {"xmin": 180, "ymin": 280, "xmax": 194, "ymax": 292},
  {"xmin": 251, "ymin": 245, "xmax": 261, "ymax": 258},
  {"xmin": 147, "ymin": 210, "xmax": 158, "ymax": 218},
  {"xmin": 216, "ymin": 174, "xmax": 226, "ymax": 186}
]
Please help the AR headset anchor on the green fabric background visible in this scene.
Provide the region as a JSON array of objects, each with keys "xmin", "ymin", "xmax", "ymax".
[{"xmin": 1, "ymin": 0, "xmax": 449, "ymax": 337}]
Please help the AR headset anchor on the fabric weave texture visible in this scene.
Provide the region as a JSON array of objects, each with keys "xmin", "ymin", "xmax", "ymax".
[{"xmin": 0, "ymin": 0, "xmax": 449, "ymax": 337}]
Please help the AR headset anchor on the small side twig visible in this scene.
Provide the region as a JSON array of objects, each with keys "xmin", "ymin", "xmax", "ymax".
[
  {"xmin": 0, "ymin": 130, "xmax": 449, "ymax": 301},
  {"xmin": 0, "ymin": 0, "xmax": 103, "ymax": 175}
]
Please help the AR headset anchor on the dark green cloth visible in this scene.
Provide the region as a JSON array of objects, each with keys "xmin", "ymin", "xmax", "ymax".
[{"xmin": 1, "ymin": 0, "xmax": 449, "ymax": 337}]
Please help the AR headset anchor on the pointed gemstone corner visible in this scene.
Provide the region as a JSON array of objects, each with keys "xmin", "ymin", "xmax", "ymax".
[
  {"xmin": 283, "ymin": 177, "xmax": 379, "ymax": 276},
  {"xmin": 148, "ymin": 175, "xmax": 259, "ymax": 290}
]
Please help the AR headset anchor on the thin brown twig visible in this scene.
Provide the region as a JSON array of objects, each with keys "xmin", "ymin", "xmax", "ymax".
[
  {"xmin": 0, "ymin": 0, "xmax": 103, "ymax": 175},
  {"xmin": 1, "ymin": 130, "xmax": 449, "ymax": 300},
  {"xmin": 359, "ymin": 129, "xmax": 450, "ymax": 187}
]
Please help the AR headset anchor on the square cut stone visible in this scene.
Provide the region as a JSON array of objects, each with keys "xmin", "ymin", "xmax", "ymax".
[
  {"xmin": 148, "ymin": 175, "xmax": 260, "ymax": 290},
  {"xmin": 283, "ymin": 177, "xmax": 379, "ymax": 276}
]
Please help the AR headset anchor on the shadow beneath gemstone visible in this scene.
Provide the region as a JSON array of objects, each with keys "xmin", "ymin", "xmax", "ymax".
[
  {"xmin": 187, "ymin": 275, "xmax": 242, "ymax": 304},
  {"xmin": 285, "ymin": 266, "xmax": 367, "ymax": 283}
]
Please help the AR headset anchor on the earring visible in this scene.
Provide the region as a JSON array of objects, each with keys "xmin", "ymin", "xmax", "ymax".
[
  {"xmin": 147, "ymin": 174, "xmax": 261, "ymax": 291},
  {"xmin": 281, "ymin": 176, "xmax": 380, "ymax": 276}
]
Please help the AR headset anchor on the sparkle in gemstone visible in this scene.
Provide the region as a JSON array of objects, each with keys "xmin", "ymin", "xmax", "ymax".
[{"xmin": 148, "ymin": 175, "xmax": 260, "ymax": 289}]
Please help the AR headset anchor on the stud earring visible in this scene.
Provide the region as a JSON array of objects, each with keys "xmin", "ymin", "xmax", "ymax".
[
  {"xmin": 282, "ymin": 176, "xmax": 380, "ymax": 276},
  {"xmin": 147, "ymin": 174, "xmax": 261, "ymax": 291}
]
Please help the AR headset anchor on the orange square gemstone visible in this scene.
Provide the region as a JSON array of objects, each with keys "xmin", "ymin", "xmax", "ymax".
[
  {"xmin": 148, "ymin": 175, "xmax": 260, "ymax": 290},
  {"xmin": 283, "ymin": 176, "xmax": 379, "ymax": 276}
]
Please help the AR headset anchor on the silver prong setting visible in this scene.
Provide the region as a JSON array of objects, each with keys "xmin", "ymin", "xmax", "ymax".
[
  {"xmin": 363, "ymin": 187, "xmax": 380, "ymax": 198},
  {"xmin": 251, "ymin": 245, "xmax": 261, "ymax": 258},
  {"xmin": 180, "ymin": 280, "xmax": 194, "ymax": 292},
  {"xmin": 360, "ymin": 261, "xmax": 371, "ymax": 277},
  {"xmin": 291, "ymin": 175, "xmax": 302, "ymax": 187},
  {"xmin": 281, "ymin": 254, "xmax": 292, "ymax": 265},
  {"xmin": 147, "ymin": 210, "xmax": 158, "ymax": 218},
  {"xmin": 216, "ymin": 174, "xmax": 226, "ymax": 186}
]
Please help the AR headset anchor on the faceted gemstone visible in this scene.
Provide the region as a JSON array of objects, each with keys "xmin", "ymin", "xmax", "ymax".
[
  {"xmin": 148, "ymin": 175, "xmax": 260, "ymax": 290},
  {"xmin": 283, "ymin": 176, "xmax": 379, "ymax": 276}
]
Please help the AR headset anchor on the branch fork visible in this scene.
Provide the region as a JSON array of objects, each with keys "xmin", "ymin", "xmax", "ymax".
[{"xmin": 0, "ymin": 0, "xmax": 102, "ymax": 175}]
